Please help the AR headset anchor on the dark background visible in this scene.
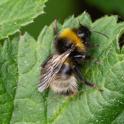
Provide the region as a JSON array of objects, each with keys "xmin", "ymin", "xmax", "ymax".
[{"xmin": 23, "ymin": 0, "xmax": 124, "ymax": 39}]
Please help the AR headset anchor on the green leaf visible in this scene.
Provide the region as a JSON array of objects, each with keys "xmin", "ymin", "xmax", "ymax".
[
  {"xmin": 112, "ymin": 111, "xmax": 124, "ymax": 124},
  {"xmin": 0, "ymin": 37, "xmax": 18, "ymax": 124},
  {"xmin": 0, "ymin": 0, "xmax": 47, "ymax": 40},
  {"xmin": 1, "ymin": 12, "xmax": 124, "ymax": 124}
]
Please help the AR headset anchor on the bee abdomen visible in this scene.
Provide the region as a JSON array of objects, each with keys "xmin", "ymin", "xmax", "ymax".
[
  {"xmin": 49, "ymin": 63, "xmax": 78, "ymax": 95},
  {"xmin": 50, "ymin": 75, "xmax": 78, "ymax": 96}
]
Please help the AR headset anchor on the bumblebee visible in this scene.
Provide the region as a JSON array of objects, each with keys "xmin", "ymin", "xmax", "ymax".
[{"xmin": 38, "ymin": 22, "xmax": 98, "ymax": 96}]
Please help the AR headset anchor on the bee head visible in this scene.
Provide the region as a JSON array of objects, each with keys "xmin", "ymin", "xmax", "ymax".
[{"xmin": 77, "ymin": 25, "xmax": 91, "ymax": 47}]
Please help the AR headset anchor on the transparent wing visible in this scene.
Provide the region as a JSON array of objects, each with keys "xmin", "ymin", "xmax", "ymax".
[{"xmin": 38, "ymin": 49, "xmax": 72, "ymax": 92}]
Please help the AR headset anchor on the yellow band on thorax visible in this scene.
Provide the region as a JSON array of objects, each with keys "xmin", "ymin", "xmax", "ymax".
[{"xmin": 59, "ymin": 28, "xmax": 86, "ymax": 51}]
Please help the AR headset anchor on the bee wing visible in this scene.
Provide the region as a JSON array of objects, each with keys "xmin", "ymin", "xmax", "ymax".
[{"xmin": 38, "ymin": 49, "xmax": 72, "ymax": 92}]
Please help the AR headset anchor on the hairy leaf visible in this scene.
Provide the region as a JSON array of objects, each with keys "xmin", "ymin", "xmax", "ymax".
[
  {"xmin": 1, "ymin": 12, "xmax": 124, "ymax": 124},
  {"xmin": 0, "ymin": 37, "xmax": 18, "ymax": 124}
]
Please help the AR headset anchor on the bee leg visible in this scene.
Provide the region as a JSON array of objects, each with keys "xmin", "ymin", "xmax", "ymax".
[
  {"xmin": 74, "ymin": 54, "xmax": 101, "ymax": 65},
  {"xmin": 73, "ymin": 67, "xmax": 103, "ymax": 91},
  {"xmin": 83, "ymin": 80, "xmax": 96, "ymax": 87},
  {"xmin": 74, "ymin": 55, "xmax": 92, "ymax": 63}
]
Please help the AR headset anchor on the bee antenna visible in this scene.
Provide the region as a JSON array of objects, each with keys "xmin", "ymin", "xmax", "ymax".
[
  {"xmin": 53, "ymin": 18, "xmax": 58, "ymax": 35},
  {"xmin": 91, "ymin": 30, "xmax": 109, "ymax": 39}
]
